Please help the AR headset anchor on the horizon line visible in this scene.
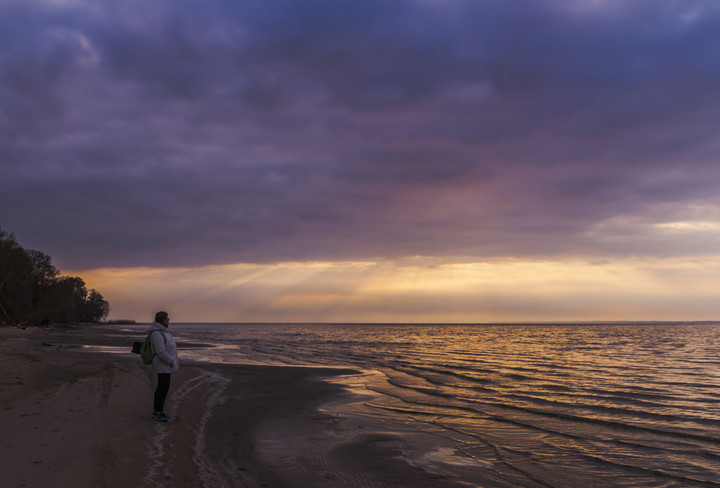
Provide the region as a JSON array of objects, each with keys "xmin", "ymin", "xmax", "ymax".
[{"xmin": 108, "ymin": 320, "xmax": 720, "ymax": 326}]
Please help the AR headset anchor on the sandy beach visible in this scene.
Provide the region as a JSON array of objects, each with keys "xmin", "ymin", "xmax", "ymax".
[{"xmin": 0, "ymin": 324, "xmax": 462, "ymax": 488}]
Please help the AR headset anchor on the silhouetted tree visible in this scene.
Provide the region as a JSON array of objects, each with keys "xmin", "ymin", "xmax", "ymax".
[
  {"xmin": 27, "ymin": 249, "xmax": 59, "ymax": 287},
  {"xmin": 84, "ymin": 289, "xmax": 110, "ymax": 322},
  {"xmin": 0, "ymin": 227, "xmax": 110, "ymax": 325},
  {"xmin": 0, "ymin": 229, "xmax": 33, "ymax": 323},
  {"xmin": 49, "ymin": 276, "xmax": 88, "ymax": 323},
  {"xmin": 26, "ymin": 249, "xmax": 60, "ymax": 321}
]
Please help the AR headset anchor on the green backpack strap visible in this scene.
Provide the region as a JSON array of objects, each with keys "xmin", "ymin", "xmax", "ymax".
[{"xmin": 155, "ymin": 329, "xmax": 167, "ymax": 343}]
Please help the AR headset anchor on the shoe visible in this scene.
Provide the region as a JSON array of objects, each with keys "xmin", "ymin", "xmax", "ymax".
[{"xmin": 152, "ymin": 411, "xmax": 170, "ymax": 422}]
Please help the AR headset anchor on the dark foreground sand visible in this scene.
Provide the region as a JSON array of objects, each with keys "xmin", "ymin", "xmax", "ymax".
[{"xmin": 0, "ymin": 325, "xmax": 462, "ymax": 488}]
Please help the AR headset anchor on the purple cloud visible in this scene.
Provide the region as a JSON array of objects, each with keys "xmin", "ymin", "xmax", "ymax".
[{"xmin": 1, "ymin": 0, "xmax": 720, "ymax": 269}]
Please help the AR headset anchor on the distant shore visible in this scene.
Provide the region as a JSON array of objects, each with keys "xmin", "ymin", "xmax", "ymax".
[{"xmin": 0, "ymin": 324, "xmax": 460, "ymax": 487}]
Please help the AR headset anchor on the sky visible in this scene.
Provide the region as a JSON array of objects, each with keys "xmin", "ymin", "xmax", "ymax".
[{"xmin": 2, "ymin": 0, "xmax": 720, "ymax": 323}]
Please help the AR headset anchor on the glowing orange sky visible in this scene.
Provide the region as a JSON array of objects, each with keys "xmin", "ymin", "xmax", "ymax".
[{"xmin": 71, "ymin": 257, "xmax": 720, "ymax": 323}]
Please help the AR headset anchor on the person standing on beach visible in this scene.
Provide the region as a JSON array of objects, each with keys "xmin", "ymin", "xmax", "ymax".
[{"xmin": 149, "ymin": 311, "xmax": 178, "ymax": 422}]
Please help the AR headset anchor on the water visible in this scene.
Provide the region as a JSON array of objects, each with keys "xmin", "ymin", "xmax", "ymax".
[{"xmin": 130, "ymin": 322, "xmax": 720, "ymax": 486}]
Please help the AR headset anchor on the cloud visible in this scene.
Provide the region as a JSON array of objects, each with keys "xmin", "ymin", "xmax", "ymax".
[{"xmin": 1, "ymin": 0, "xmax": 720, "ymax": 269}]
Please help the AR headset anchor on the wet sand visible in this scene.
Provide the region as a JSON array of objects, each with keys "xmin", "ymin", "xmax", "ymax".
[{"xmin": 0, "ymin": 325, "xmax": 461, "ymax": 488}]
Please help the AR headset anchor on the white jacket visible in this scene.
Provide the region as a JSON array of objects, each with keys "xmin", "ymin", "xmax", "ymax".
[{"xmin": 148, "ymin": 322, "xmax": 179, "ymax": 374}]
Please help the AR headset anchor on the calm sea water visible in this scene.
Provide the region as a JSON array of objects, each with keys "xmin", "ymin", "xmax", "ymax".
[{"xmin": 127, "ymin": 322, "xmax": 720, "ymax": 487}]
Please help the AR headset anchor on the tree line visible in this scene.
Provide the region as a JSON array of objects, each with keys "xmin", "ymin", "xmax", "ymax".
[{"xmin": 0, "ymin": 228, "xmax": 110, "ymax": 325}]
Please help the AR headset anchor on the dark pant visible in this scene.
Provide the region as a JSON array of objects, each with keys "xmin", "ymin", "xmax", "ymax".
[{"xmin": 154, "ymin": 373, "xmax": 172, "ymax": 412}]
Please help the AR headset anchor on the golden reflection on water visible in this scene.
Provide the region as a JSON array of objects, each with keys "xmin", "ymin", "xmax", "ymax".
[{"xmin": 98, "ymin": 321, "xmax": 720, "ymax": 485}]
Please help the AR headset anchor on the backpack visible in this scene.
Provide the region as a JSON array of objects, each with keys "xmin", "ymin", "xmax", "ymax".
[{"xmin": 134, "ymin": 330, "xmax": 166, "ymax": 364}]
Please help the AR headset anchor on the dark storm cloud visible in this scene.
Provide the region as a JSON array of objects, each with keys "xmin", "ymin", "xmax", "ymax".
[{"xmin": 1, "ymin": 0, "xmax": 720, "ymax": 268}]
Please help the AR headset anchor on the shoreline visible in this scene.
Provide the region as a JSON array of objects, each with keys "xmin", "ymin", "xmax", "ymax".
[{"xmin": 1, "ymin": 324, "xmax": 462, "ymax": 487}]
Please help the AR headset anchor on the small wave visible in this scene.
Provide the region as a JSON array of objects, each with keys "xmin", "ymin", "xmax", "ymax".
[
  {"xmin": 406, "ymin": 447, "xmax": 493, "ymax": 470},
  {"xmin": 500, "ymin": 392, "xmax": 720, "ymax": 426},
  {"xmin": 384, "ymin": 378, "xmax": 455, "ymax": 398},
  {"xmin": 577, "ymin": 451, "xmax": 720, "ymax": 487},
  {"xmin": 480, "ymin": 399, "xmax": 720, "ymax": 445}
]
